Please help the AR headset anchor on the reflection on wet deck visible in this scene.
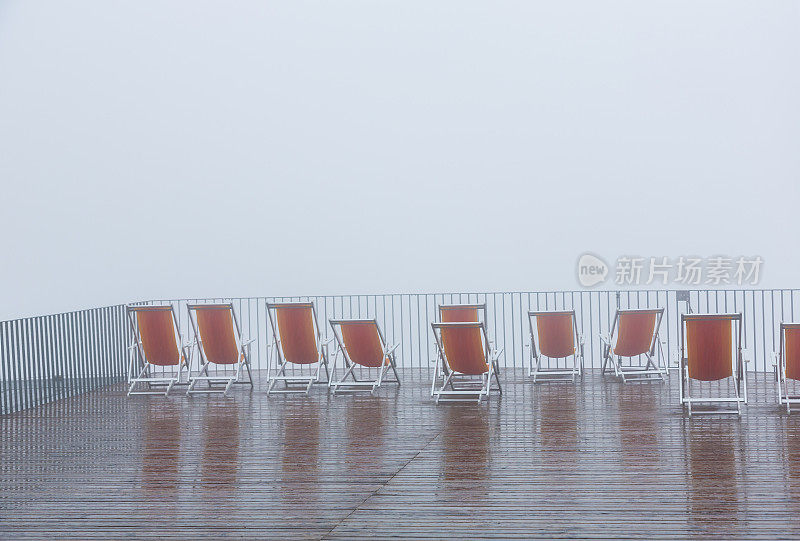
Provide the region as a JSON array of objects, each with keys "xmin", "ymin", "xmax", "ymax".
[{"xmin": 2, "ymin": 370, "xmax": 800, "ymax": 539}]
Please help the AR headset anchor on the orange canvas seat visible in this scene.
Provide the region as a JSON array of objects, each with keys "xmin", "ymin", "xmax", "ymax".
[
  {"xmin": 328, "ymin": 319, "xmax": 400, "ymax": 394},
  {"xmin": 439, "ymin": 303, "xmax": 487, "ymax": 324},
  {"xmin": 126, "ymin": 305, "xmax": 190, "ymax": 396},
  {"xmin": 679, "ymin": 313, "xmax": 747, "ymax": 416},
  {"xmin": 600, "ymin": 308, "xmax": 666, "ymax": 383},
  {"xmin": 266, "ymin": 302, "xmax": 330, "ymax": 395},
  {"xmin": 526, "ymin": 310, "xmax": 584, "ymax": 383},
  {"xmin": 774, "ymin": 323, "xmax": 800, "ymax": 413},
  {"xmin": 186, "ymin": 303, "xmax": 254, "ymax": 396},
  {"xmin": 430, "ymin": 321, "xmax": 501, "ymax": 403}
]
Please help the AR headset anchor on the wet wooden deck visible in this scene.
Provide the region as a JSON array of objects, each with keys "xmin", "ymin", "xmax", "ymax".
[{"xmin": 2, "ymin": 369, "xmax": 800, "ymax": 539}]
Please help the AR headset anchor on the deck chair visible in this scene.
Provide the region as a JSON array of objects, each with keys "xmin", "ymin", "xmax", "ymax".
[
  {"xmin": 774, "ymin": 323, "xmax": 800, "ymax": 413},
  {"xmin": 126, "ymin": 305, "xmax": 191, "ymax": 396},
  {"xmin": 526, "ymin": 310, "xmax": 584, "ymax": 382},
  {"xmin": 430, "ymin": 321, "xmax": 501, "ymax": 403},
  {"xmin": 266, "ymin": 302, "xmax": 331, "ymax": 395},
  {"xmin": 328, "ymin": 319, "xmax": 400, "ymax": 395},
  {"xmin": 186, "ymin": 303, "xmax": 254, "ymax": 396},
  {"xmin": 679, "ymin": 313, "xmax": 747, "ymax": 416},
  {"xmin": 600, "ymin": 308, "xmax": 666, "ymax": 382},
  {"xmin": 436, "ymin": 303, "xmax": 501, "ymax": 377}
]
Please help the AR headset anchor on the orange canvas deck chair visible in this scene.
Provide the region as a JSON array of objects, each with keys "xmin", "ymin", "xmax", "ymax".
[
  {"xmin": 266, "ymin": 302, "xmax": 331, "ymax": 395},
  {"xmin": 430, "ymin": 321, "xmax": 501, "ymax": 403},
  {"xmin": 774, "ymin": 323, "xmax": 800, "ymax": 413},
  {"xmin": 526, "ymin": 310, "xmax": 584, "ymax": 382},
  {"xmin": 126, "ymin": 305, "xmax": 191, "ymax": 396},
  {"xmin": 436, "ymin": 303, "xmax": 500, "ymax": 378},
  {"xmin": 328, "ymin": 319, "xmax": 400, "ymax": 395},
  {"xmin": 600, "ymin": 308, "xmax": 666, "ymax": 382},
  {"xmin": 679, "ymin": 313, "xmax": 748, "ymax": 416},
  {"xmin": 186, "ymin": 303, "xmax": 254, "ymax": 396}
]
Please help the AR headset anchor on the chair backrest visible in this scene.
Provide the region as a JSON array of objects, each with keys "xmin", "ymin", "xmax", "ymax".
[
  {"xmin": 439, "ymin": 303, "xmax": 486, "ymax": 323},
  {"xmin": 682, "ymin": 313, "xmax": 740, "ymax": 381},
  {"xmin": 529, "ymin": 311, "xmax": 576, "ymax": 359},
  {"xmin": 612, "ymin": 309, "xmax": 663, "ymax": 357},
  {"xmin": 128, "ymin": 305, "xmax": 183, "ymax": 366},
  {"xmin": 267, "ymin": 302, "xmax": 321, "ymax": 365},
  {"xmin": 188, "ymin": 304, "xmax": 241, "ymax": 365},
  {"xmin": 330, "ymin": 319, "xmax": 387, "ymax": 368},
  {"xmin": 433, "ymin": 322, "xmax": 489, "ymax": 375},
  {"xmin": 781, "ymin": 323, "xmax": 800, "ymax": 381}
]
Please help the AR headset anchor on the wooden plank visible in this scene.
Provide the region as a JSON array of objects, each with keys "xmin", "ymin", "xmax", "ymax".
[{"xmin": 0, "ymin": 370, "xmax": 799, "ymax": 539}]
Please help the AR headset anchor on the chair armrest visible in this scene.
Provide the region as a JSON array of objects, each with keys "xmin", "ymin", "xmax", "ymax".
[
  {"xmin": 242, "ymin": 338, "xmax": 256, "ymax": 346},
  {"xmin": 384, "ymin": 343, "xmax": 400, "ymax": 355},
  {"xmin": 598, "ymin": 333, "xmax": 611, "ymax": 346}
]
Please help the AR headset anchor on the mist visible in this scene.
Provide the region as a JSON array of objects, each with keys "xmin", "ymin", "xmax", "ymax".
[{"xmin": 1, "ymin": 0, "xmax": 797, "ymax": 319}]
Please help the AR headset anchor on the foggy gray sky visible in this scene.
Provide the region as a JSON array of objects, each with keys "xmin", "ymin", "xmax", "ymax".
[{"xmin": 1, "ymin": 1, "xmax": 798, "ymax": 320}]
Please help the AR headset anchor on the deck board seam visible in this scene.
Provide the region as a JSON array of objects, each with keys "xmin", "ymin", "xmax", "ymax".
[{"xmin": 321, "ymin": 424, "xmax": 445, "ymax": 539}]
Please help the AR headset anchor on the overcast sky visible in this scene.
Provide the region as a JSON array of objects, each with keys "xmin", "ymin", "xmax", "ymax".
[{"xmin": 0, "ymin": 1, "xmax": 797, "ymax": 319}]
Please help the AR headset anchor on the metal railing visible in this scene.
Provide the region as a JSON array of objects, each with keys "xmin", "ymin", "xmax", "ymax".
[
  {"xmin": 147, "ymin": 289, "xmax": 800, "ymax": 373},
  {"xmin": 0, "ymin": 305, "xmax": 129, "ymax": 415},
  {"xmin": 3, "ymin": 289, "xmax": 799, "ymax": 415}
]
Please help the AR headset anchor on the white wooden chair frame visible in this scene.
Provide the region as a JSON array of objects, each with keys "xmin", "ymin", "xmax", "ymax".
[
  {"xmin": 773, "ymin": 322, "xmax": 800, "ymax": 413},
  {"xmin": 266, "ymin": 302, "xmax": 331, "ymax": 395},
  {"xmin": 525, "ymin": 310, "xmax": 584, "ymax": 383},
  {"xmin": 126, "ymin": 304, "xmax": 192, "ymax": 397},
  {"xmin": 328, "ymin": 318, "xmax": 400, "ymax": 395},
  {"xmin": 600, "ymin": 308, "xmax": 667, "ymax": 383},
  {"xmin": 430, "ymin": 321, "xmax": 502, "ymax": 404},
  {"xmin": 679, "ymin": 313, "xmax": 748, "ymax": 416},
  {"xmin": 186, "ymin": 303, "xmax": 254, "ymax": 397}
]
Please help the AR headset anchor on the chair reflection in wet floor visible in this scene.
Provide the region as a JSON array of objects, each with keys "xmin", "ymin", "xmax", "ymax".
[
  {"xmin": 142, "ymin": 400, "xmax": 181, "ymax": 495},
  {"xmin": 782, "ymin": 425, "xmax": 800, "ymax": 533},
  {"xmin": 440, "ymin": 406, "xmax": 490, "ymax": 502},
  {"xmin": 686, "ymin": 422, "xmax": 743, "ymax": 534},
  {"xmin": 537, "ymin": 384, "xmax": 578, "ymax": 453},
  {"xmin": 280, "ymin": 400, "xmax": 320, "ymax": 507},
  {"xmin": 201, "ymin": 401, "xmax": 240, "ymax": 495},
  {"xmin": 345, "ymin": 398, "xmax": 388, "ymax": 472},
  {"xmin": 617, "ymin": 384, "xmax": 660, "ymax": 473}
]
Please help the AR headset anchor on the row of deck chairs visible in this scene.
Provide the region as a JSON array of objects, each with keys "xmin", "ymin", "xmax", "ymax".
[
  {"xmin": 126, "ymin": 302, "xmax": 399, "ymax": 397},
  {"xmin": 430, "ymin": 304, "xmax": 754, "ymax": 416},
  {"xmin": 428, "ymin": 305, "xmax": 670, "ymax": 404},
  {"xmin": 127, "ymin": 301, "xmax": 800, "ymax": 416}
]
